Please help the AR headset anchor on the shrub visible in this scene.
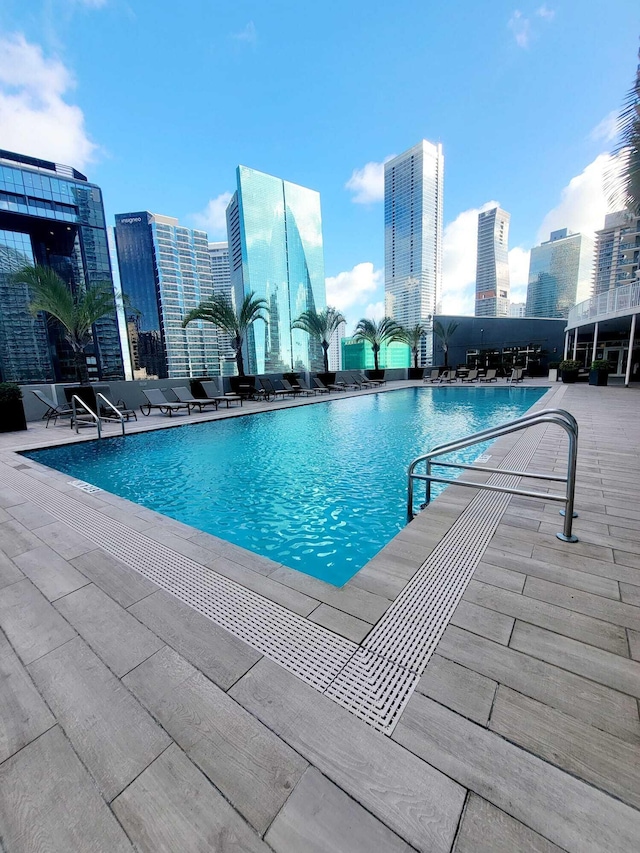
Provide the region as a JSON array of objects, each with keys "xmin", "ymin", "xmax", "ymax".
[
  {"xmin": 590, "ymin": 360, "xmax": 611, "ymax": 371},
  {"xmin": 548, "ymin": 361, "xmax": 560, "ymax": 369},
  {"xmin": 0, "ymin": 383, "xmax": 22, "ymax": 403},
  {"xmin": 559, "ymin": 359, "xmax": 581, "ymax": 371}
]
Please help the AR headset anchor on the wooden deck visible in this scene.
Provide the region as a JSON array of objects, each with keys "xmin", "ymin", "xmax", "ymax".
[{"xmin": 0, "ymin": 380, "xmax": 639, "ymax": 851}]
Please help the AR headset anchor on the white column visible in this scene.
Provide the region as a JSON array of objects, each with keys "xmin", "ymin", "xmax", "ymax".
[
  {"xmin": 625, "ymin": 314, "xmax": 637, "ymax": 387},
  {"xmin": 563, "ymin": 332, "xmax": 569, "ymax": 360},
  {"xmin": 592, "ymin": 322, "xmax": 599, "ymax": 363},
  {"xmin": 572, "ymin": 329, "xmax": 578, "ymax": 359}
]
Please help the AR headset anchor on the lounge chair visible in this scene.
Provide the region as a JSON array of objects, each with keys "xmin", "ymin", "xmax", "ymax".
[
  {"xmin": 438, "ymin": 370, "xmax": 457, "ymax": 383},
  {"xmin": 201, "ymin": 380, "xmax": 242, "ymax": 407},
  {"xmin": 280, "ymin": 378, "xmax": 303, "ymax": 396},
  {"xmin": 461, "ymin": 370, "xmax": 479, "ymax": 382},
  {"xmin": 311, "ymin": 377, "xmax": 332, "ymax": 394},
  {"xmin": 364, "ymin": 372, "xmax": 386, "ymax": 386},
  {"xmin": 31, "ymin": 389, "xmax": 74, "ymax": 427},
  {"xmin": 507, "ymin": 368, "xmax": 524, "ymax": 383},
  {"xmin": 349, "ymin": 373, "xmax": 377, "ymax": 388},
  {"xmin": 334, "ymin": 375, "xmax": 359, "ymax": 390},
  {"xmin": 140, "ymin": 389, "xmax": 190, "ymax": 417},
  {"xmin": 282, "ymin": 378, "xmax": 315, "ymax": 396},
  {"xmin": 478, "ymin": 369, "xmax": 497, "ymax": 383},
  {"xmin": 259, "ymin": 377, "xmax": 288, "ymax": 400},
  {"xmin": 172, "ymin": 387, "xmax": 219, "ymax": 412},
  {"xmin": 314, "ymin": 377, "xmax": 345, "ymax": 392},
  {"xmin": 297, "ymin": 377, "xmax": 318, "ymax": 395},
  {"xmin": 426, "ymin": 369, "xmax": 441, "ymax": 383}
]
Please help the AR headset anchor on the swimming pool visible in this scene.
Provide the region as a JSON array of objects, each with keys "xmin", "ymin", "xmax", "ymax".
[{"xmin": 23, "ymin": 386, "xmax": 545, "ymax": 586}]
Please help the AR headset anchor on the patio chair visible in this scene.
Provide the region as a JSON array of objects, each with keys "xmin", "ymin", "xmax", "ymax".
[
  {"xmin": 297, "ymin": 377, "xmax": 318, "ymax": 395},
  {"xmin": 438, "ymin": 370, "xmax": 457, "ymax": 383},
  {"xmin": 31, "ymin": 389, "xmax": 73, "ymax": 427},
  {"xmin": 140, "ymin": 388, "xmax": 190, "ymax": 417},
  {"xmin": 259, "ymin": 377, "xmax": 288, "ymax": 400},
  {"xmin": 349, "ymin": 372, "xmax": 377, "ymax": 388},
  {"xmin": 201, "ymin": 380, "xmax": 242, "ymax": 407},
  {"xmin": 96, "ymin": 391, "xmax": 137, "ymax": 422},
  {"xmin": 364, "ymin": 372, "xmax": 386, "ymax": 385},
  {"xmin": 478, "ymin": 369, "xmax": 498, "ymax": 383},
  {"xmin": 334, "ymin": 375, "xmax": 359, "ymax": 390},
  {"xmin": 311, "ymin": 377, "xmax": 331, "ymax": 394},
  {"xmin": 280, "ymin": 378, "xmax": 303, "ymax": 396},
  {"xmin": 507, "ymin": 368, "xmax": 524, "ymax": 383},
  {"xmin": 172, "ymin": 387, "xmax": 219, "ymax": 413},
  {"xmin": 313, "ymin": 377, "xmax": 345, "ymax": 392},
  {"xmin": 461, "ymin": 369, "xmax": 479, "ymax": 382},
  {"xmin": 425, "ymin": 369, "xmax": 441, "ymax": 383}
]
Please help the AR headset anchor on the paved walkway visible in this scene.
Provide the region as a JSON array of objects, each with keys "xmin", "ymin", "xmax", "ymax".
[{"xmin": 0, "ymin": 381, "xmax": 639, "ymax": 851}]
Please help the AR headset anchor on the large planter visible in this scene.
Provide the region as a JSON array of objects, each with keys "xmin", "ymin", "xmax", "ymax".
[
  {"xmin": 408, "ymin": 367, "xmax": 424, "ymax": 380},
  {"xmin": 589, "ymin": 369, "xmax": 609, "ymax": 387},
  {"xmin": 317, "ymin": 372, "xmax": 336, "ymax": 386},
  {"xmin": 548, "ymin": 368, "xmax": 558, "ymax": 382},
  {"xmin": 230, "ymin": 375, "xmax": 255, "ymax": 394},
  {"xmin": 0, "ymin": 399, "xmax": 27, "ymax": 432},
  {"xmin": 561, "ymin": 369, "xmax": 579, "ymax": 384},
  {"xmin": 366, "ymin": 369, "xmax": 385, "ymax": 381}
]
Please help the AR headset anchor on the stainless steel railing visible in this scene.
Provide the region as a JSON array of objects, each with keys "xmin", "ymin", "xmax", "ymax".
[
  {"xmin": 407, "ymin": 408, "xmax": 579, "ymax": 542},
  {"xmin": 71, "ymin": 393, "xmax": 126, "ymax": 438}
]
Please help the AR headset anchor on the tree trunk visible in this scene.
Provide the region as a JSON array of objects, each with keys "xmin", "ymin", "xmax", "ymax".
[
  {"xmin": 74, "ymin": 348, "xmax": 90, "ymax": 385},
  {"xmin": 322, "ymin": 341, "xmax": 329, "ymax": 373},
  {"xmin": 234, "ymin": 335, "xmax": 245, "ymax": 376},
  {"xmin": 413, "ymin": 348, "xmax": 418, "ymax": 368},
  {"xmin": 373, "ymin": 343, "xmax": 380, "ymax": 371},
  {"xmin": 443, "ymin": 344, "xmax": 449, "ymax": 368}
]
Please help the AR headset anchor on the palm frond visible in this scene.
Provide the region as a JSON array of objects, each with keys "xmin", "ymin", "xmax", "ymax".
[{"xmin": 606, "ymin": 49, "xmax": 640, "ymax": 215}]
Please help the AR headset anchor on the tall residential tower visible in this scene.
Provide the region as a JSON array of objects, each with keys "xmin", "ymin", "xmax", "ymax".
[
  {"xmin": 593, "ymin": 211, "xmax": 640, "ymax": 296},
  {"xmin": 526, "ymin": 229, "xmax": 594, "ymax": 318},
  {"xmin": 384, "ymin": 140, "xmax": 444, "ymax": 365},
  {"xmin": 114, "ymin": 212, "xmax": 219, "ymax": 379},
  {"xmin": 475, "ymin": 207, "xmax": 510, "ymax": 317},
  {"xmin": 226, "ymin": 166, "xmax": 326, "ymax": 374}
]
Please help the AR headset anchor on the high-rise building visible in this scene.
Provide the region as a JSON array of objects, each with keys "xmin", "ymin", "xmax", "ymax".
[
  {"xmin": 329, "ymin": 319, "xmax": 346, "ymax": 371},
  {"xmin": 226, "ymin": 166, "xmax": 326, "ymax": 374},
  {"xmin": 208, "ymin": 241, "xmax": 235, "ymax": 376},
  {"xmin": 525, "ymin": 229, "xmax": 594, "ymax": 319},
  {"xmin": 0, "ymin": 149, "xmax": 124, "ymax": 384},
  {"xmin": 475, "ymin": 207, "xmax": 510, "ymax": 317},
  {"xmin": 384, "ymin": 140, "xmax": 444, "ymax": 365},
  {"xmin": 509, "ymin": 302, "xmax": 526, "ymax": 318},
  {"xmin": 593, "ymin": 211, "xmax": 640, "ymax": 296},
  {"xmin": 114, "ymin": 212, "xmax": 219, "ymax": 379}
]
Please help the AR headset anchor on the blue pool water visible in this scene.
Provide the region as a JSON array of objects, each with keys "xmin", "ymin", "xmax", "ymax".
[{"xmin": 23, "ymin": 386, "xmax": 545, "ymax": 586}]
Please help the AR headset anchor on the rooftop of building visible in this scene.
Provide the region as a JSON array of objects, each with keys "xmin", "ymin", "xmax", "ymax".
[{"xmin": 0, "ymin": 148, "xmax": 88, "ymax": 182}]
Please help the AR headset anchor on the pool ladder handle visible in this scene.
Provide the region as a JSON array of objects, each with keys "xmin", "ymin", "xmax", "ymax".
[
  {"xmin": 71, "ymin": 393, "xmax": 126, "ymax": 438},
  {"xmin": 407, "ymin": 408, "xmax": 579, "ymax": 543}
]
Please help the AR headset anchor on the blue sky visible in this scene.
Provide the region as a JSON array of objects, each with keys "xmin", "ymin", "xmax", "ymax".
[{"xmin": 0, "ymin": 0, "xmax": 638, "ymax": 330}]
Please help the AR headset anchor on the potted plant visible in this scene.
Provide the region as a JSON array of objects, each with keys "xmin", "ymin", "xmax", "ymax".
[
  {"xmin": 548, "ymin": 361, "xmax": 560, "ymax": 382},
  {"xmin": 559, "ymin": 359, "xmax": 581, "ymax": 384},
  {"xmin": 0, "ymin": 383, "xmax": 27, "ymax": 432},
  {"xmin": 589, "ymin": 359, "xmax": 611, "ymax": 387}
]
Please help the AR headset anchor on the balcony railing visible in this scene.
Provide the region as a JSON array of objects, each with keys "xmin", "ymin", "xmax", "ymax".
[{"xmin": 567, "ymin": 280, "xmax": 640, "ymax": 327}]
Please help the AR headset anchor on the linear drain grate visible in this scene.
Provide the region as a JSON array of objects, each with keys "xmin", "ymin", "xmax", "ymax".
[
  {"xmin": 69, "ymin": 480, "xmax": 103, "ymax": 494},
  {"xmin": 5, "ymin": 419, "xmax": 548, "ymax": 734}
]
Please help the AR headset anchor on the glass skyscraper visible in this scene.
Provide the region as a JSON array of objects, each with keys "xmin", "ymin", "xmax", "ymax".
[
  {"xmin": 114, "ymin": 212, "xmax": 219, "ymax": 379},
  {"xmin": 526, "ymin": 229, "xmax": 594, "ymax": 319},
  {"xmin": 208, "ymin": 241, "xmax": 236, "ymax": 376},
  {"xmin": 0, "ymin": 149, "xmax": 124, "ymax": 384},
  {"xmin": 475, "ymin": 207, "xmax": 510, "ymax": 317},
  {"xmin": 226, "ymin": 166, "xmax": 326, "ymax": 374},
  {"xmin": 384, "ymin": 140, "xmax": 444, "ymax": 366}
]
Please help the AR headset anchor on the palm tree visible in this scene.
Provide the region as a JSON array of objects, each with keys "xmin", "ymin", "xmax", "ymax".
[
  {"xmin": 607, "ymin": 47, "xmax": 640, "ymax": 215},
  {"xmin": 291, "ymin": 307, "xmax": 346, "ymax": 372},
  {"xmin": 15, "ymin": 264, "xmax": 117, "ymax": 385},
  {"xmin": 433, "ymin": 320, "xmax": 459, "ymax": 368},
  {"xmin": 353, "ymin": 317, "xmax": 403, "ymax": 372},
  {"xmin": 397, "ymin": 323, "xmax": 427, "ymax": 369},
  {"xmin": 182, "ymin": 292, "xmax": 268, "ymax": 376}
]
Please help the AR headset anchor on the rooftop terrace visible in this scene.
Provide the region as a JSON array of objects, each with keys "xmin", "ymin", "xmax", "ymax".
[{"xmin": 0, "ymin": 379, "xmax": 639, "ymax": 852}]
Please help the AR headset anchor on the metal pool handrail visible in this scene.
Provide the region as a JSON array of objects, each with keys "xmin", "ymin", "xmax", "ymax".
[
  {"xmin": 71, "ymin": 394, "xmax": 126, "ymax": 438},
  {"xmin": 407, "ymin": 408, "xmax": 579, "ymax": 542},
  {"xmin": 96, "ymin": 393, "xmax": 126, "ymax": 436}
]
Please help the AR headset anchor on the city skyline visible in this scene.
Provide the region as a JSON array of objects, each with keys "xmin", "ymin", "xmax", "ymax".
[{"xmin": 0, "ymin": 2, "xmax": 637, "ymax": 332}]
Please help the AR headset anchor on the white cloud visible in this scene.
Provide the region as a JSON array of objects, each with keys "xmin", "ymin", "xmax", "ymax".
[
  {"xmin": 190, "ymin": 192, "xmax": 233, "ymax": 238},
  {"xmin": 508, "ymin": 11, "xmax": 531, "ymax": 48},
  {"xmin": 536, "ymin": 153, "xmax": 614, "ymax": 242},
  {"xmin": 325, "ymin": 262, "xmax": 383, "ymax": 332},
  {"xmin": 508, "ymin": 246, "xmax": 531, "ymax": 303},
  {"xmin": 0, "ymin": 33, "xmax": 98, "ymax": 168},
  {"xmin": 364, "ymin": 301, "xmax": 385, "ymax": 322},
  {"xmin": 345, "ymin": 155, "xmax": 395, "ymax": 204},
  {"xmin": 536, "ymin": 5, "xmax": 555, "ymax": 20},
  {"xmin": 590, "ymin": 110, "xmax": 619, "ymax": 144},
  {"xmin": 232, "ymin": 21, "xmax": 257, "ymax": 44}
]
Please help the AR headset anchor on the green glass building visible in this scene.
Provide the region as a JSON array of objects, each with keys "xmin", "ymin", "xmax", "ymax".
[{"xmin": 226, "ymin": 166, "xmax": 326, "ymax": 374}]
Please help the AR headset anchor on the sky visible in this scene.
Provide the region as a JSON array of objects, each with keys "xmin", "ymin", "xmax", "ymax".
[{"xmin": 0, "ymin": 0, "xmax": 638, "ymax": 332}]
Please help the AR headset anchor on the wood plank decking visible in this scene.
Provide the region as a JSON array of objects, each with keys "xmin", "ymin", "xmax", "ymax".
[{"xmin": 0, "ymin": 380, "xmax": 639, "ymax": 851}]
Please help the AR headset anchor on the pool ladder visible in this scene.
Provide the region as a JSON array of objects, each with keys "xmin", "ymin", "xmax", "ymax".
[
  {"xmin": 71, "ymin": 393, "xmax": 126, "ymax": 438},
  {"xmin": 407, "ymin": 408, "xmax": 579, "ymax": 542}
]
